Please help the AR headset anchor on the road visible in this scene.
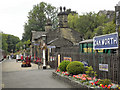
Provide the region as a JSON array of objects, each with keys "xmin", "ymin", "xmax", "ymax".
[{"xmin": 2, "ymin": 59, "xmax": 72, "ymax": 88}]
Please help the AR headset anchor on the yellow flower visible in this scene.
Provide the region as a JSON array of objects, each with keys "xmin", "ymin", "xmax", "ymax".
[
  {"xmin": 116, "ymin": 85, "xmax": 118, "ymax": 87},
  {"xmin": 100, "ymin": 84, "xmax": 102, "ymax": 86}
]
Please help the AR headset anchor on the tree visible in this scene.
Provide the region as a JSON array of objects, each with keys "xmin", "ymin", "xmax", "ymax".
[
  {"xmin": 16, "ymin": 41, "xmax": 24, "ymax": 52},
  {"xmin": 22, "ymin": 2, "xmax": 58, "ymax": 41},
  {"xmin": 93, "ymin": 26, "xmax": 104, "ymax": 36},
  {"xmin": 1, "ymin": 33, "xmax": 20, "ymax": 53},
  {"xmin": 68, "ymin": 13, "xmax": 79, "ymax": 29},
  {"xmin": 7, "ymin": 35, "xmax": 20, "ymax": 53},
  {"xmin": 1, "ymin": 33, "xmax": 8, "ymax": 53},
  {"xmin": 102, "ymin": 21, "xmax": 115, "ymax": 34},
  {"xmin": 68, "ymin": 12, "xmax": 109, "ymax": 39}
]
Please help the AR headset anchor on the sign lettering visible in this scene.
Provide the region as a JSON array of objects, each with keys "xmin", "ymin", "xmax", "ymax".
[{"xmin": 93, "ymin": 33, "xmax": 118, "ymax": 49}]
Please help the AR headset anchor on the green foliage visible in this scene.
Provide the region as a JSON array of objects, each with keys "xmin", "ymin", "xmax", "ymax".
[
  {"xmin": 102, "ymin": 21, "xmax": 115, "ymax": 34},
  {"xmin": 93, "ymin": 26, "xmax": 104, "ymax": 36},
  {"xmin": 1, "ymin": 33, "xmax": 8, "ymax": 52},
  {"xmin": 22, "ymin": 2, "xmax": 58, "ymax": 41},
  {"xmin": 93, "ymin": 21, "xmax": 115, "ymax": 36},
  {"xmin": 68, "ymin": 13, "xmax": 79, "ymax": 30},
  {"xmin": 1, "ymin": 33, "xmax": 20, "ymax": 53},
  {"xmin": 59, "ymin": 60, "xmax": 70, "ymax": 71},
  {"xmin": 68, "ymin": 12, "xmax": 113, "ymax": 39},
  {"xmin": 16, "ymin": 41, "xmax": 23, "ymax": 51},
  {"xmin": 85, "ymin": 66, "xmax": 97, "ymax": 77},
  {"xmin": 7, "ymin": 34, "xmax": 20, "ymax": 53},
  {"xmin": 66, "ymin": 61, "xmax": 85, "ymax": 75},
  {"xmin": 97, "ymin": 79, "xmax": 112, "ymax": 86},
  {"xmin": 16, "ymin": 39, "xmax": 31, "ymax": 53}
]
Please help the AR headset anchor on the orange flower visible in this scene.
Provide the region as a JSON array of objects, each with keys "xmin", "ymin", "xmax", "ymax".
[
  {"xmin": 107, "ymin": 86, "xmax": 110, "ymax": 89},
  {"xmin": 111, "ymin": 83, "xmax": 113, "ymax": 86},
  {"xmin": 105, "ymin": 85, "xmax": 107, "ymax": 87}
]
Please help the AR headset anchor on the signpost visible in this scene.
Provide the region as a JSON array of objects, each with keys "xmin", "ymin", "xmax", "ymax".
[
  {"xmin": 64, "ymin": 57, "xmax": 72, "ymax": 61},
  {"xmin": 99, "ymin": 64, "xmax": 108, "ymax": 71},
  {"xmin": 93, "ymin": 33, "xmax": 118, "ymax": 50}
]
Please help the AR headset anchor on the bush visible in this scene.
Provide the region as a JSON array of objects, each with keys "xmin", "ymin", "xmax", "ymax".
[
  {"xmin": 66, "ymin": 61, "xmax": 85, "ymax": 75},
  {"xmin": 85, "ymin": 66, "xmax": 97, "ymax": 77},
  {"xmin": 59, "ymin": 60, "xmax": 70, "ymax": 71}
]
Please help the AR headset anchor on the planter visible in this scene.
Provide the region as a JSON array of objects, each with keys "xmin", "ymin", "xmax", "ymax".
[{"xmin": 52, "ymin": 72, "xmax": 98, "ymax": 89}]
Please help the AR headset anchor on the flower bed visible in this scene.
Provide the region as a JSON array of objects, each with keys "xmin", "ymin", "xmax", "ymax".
[{"xmin": 52, "ymin": 70, "xmax": 120, "ymax": 89}]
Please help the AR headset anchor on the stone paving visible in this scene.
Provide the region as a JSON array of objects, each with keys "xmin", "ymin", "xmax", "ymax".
[
  {"xmin": 2, "ymin": 59, "xmax": 72, "ymax": 88},
  {"xmin": 2, "ymin": 59, "xmax": 38, "ymax": 72}
]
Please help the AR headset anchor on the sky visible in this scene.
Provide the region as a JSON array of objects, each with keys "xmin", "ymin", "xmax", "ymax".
[{"xmin": 0, "ymin": 0, "xmax": 120, "ymax": 40}]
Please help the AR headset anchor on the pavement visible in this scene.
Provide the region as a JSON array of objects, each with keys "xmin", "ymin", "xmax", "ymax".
[
  {"xmin": 2, "ymin": 59, "xmax": 72, "ymax": 88},
  {"xmin": 2, "ymin": 59, "xmax": 38, "ymax": 72}
]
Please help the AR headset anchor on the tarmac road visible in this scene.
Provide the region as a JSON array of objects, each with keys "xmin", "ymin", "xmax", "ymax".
[{"xmin": 2, "ymin": 59, "xmax": 72, "ymax": 88}]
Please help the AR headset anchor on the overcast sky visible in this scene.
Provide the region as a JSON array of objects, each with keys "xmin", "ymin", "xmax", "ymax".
[{"xmin": 0, "ymin": 0, "xmax": 119, "ymax": 40}]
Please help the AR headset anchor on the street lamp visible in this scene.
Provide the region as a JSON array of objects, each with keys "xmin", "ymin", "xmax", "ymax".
[
  {"xmin": 42, "ymin": 35, "xmax": 47, "ymax": 69},
  {"xmin": 23, "ymin": 44, "xmax": 26, "ymax": 59},
  {"xmin": 32, "ymin": 41, "xmax": 36, "ymax": 61}
]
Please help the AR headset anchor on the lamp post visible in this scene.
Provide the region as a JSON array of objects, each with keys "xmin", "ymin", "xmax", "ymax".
[
  {"xmin": 23, "ymin": 44, "xmax": 25, "ymax": 59},
  {"xmin": 42, "ymin": 35, "xmax": 47, "ymax": 69}
]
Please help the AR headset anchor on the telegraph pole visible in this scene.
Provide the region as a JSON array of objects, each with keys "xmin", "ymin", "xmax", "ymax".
[{"xmin": 115, "ymin": 2, "xmax": 120, "ymax": 83}]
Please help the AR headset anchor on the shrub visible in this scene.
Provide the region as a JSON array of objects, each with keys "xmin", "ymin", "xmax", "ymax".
[
  {"xmin": 66, "ymin": 61, "xmax": 85, "ymax": 75},
  {"xmin": 85, "ymin": 66, "xmax": 97, "ymax": 77},
  {"xmin": 59, "ymin": 60, "xmax": 70, "ymax": 71}
]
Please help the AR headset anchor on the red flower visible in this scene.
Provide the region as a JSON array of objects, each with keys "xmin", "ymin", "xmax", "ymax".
[
  {"xmin": 101, "ymin": 85, "xmax": 105, "ymax": 88},
  {"xmin": 94, "ymin": 82, "xmax": 97, "ymax": 85},
  {"xmin": 65, "ymin": 73, "xmax": 68, "ymax": 75},
  {"xmin": 57, "ymin": 69, "xmax": 60, "ymax": 72},
  {"xmin": 91, "ymin": 82, "xmax": 94, "ymax": 85},
  {"xmin": 73, "ymin": 75, "xmax": 75, "ymax": 77}
]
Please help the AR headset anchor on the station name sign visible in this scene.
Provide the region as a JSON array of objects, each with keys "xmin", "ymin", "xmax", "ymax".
[{"xmin": 93, "ymin": 33, "xmax": 118, "ymax": 50}]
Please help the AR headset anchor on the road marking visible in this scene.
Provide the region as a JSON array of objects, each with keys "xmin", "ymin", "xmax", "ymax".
[{"xmin": 1, "ymin": 83, "xmax": 4, "ymax": 88}]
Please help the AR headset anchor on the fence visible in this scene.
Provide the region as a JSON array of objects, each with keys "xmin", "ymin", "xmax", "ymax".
[{"xmin": 57, "ymin": 52, "xmax": 120, "ymax": 84}]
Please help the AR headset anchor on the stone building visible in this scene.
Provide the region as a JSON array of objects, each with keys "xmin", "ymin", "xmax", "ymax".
[
  {"xmin": 98, "ymin": 10, "xmax": 115, "ymax": 21},
  {"xmin": 31, "ymin": 7, "xmax": 82, "ymax": 69}
]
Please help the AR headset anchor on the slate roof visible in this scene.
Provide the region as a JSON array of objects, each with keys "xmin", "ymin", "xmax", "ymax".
[
  {"xmin": 47, "ymin": 37, "xmax": 73, "ymax": 47},
  {"xmin": 32, "ymin": 31, "xmax": 47, "ymax": 42},
  {"xmin": 59, "ymin": 28, "xmax": 82, "ymax": 44},
  {"xmin": 32, "ymin": 27, "xmax": 82, "ymax": 46}
]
